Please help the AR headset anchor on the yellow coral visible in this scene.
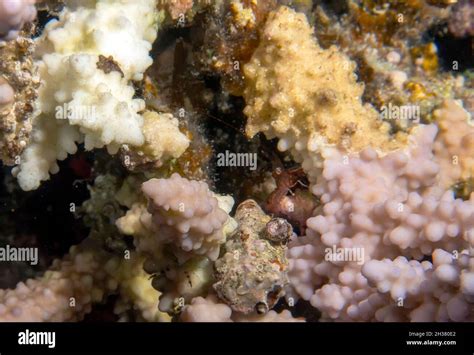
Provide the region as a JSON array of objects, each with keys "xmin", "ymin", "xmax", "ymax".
[
  {"xmin": 116, "ymin": 253, "xmax": 171, "ymax": 322},
  {"xmin": 243, "ymin": 6, "xmax": 405, "ymax": 152},
  {"xmin": 411, "ymin": 43, "xmax": 439, "ymax": 74},
  {"xmin": 141, "ymin": 110, "xmax": 190, "ymax": 161},
  {"xmin": 433, "ymin": 100, "xmax": 474, "ymax": 189},
  {"xmin": 116, "ymin": 203, "xmax": 151, "ymax": 238},
  {"xmin": 230, "ymin": 0, "xmax": 257, "ymax": 29}
]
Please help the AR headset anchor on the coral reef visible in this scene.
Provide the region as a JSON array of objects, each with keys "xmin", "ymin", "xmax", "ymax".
[
  {"xmin": 312, "ymin": 0, "xmax": 473, "ymax": 133},
  {"xmin": 0, "ymin": 0, "xmax": 472, "ymax": 325}
]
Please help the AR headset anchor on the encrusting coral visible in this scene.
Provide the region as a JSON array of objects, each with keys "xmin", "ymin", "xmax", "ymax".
[
  {"xmin": 213, "ymin": 199, "xmax": 292, "ymax": 315},
  {"xmin": 0, "ymin": 26, "xmax": 40, "ymax": 165},
  {"xmin": 243, "ymin": 5, "xmax": 406, "ymax": 154}
]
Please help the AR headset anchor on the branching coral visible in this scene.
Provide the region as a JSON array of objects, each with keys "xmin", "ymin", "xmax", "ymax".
[
  {"xmin": 116, "ymin": 176, "xmax": 295, "ymax": 317},
  {"xmin": 141, "ymin": 173, "xmax": 235, "ymax": 261},
  {"xmin": 287, "ymin": 125, "xmax": 474, "ymax": 321},
  {"xmin": 120, "ymin": 111, "xmax": 190, "ymax": 172},
  {"xmin": 10, "ymin": 0, "xmax": 189, "ymax": 191},
  {"xmin": 116, "ymin": 173, "xmax": 237, "ymax": 314},
  {"xmin": 114, "ymin": 252, "xmax": 170, "ymax": 322},
  {"xmin": 0, "ymin": 237, "xmax": 171, "ymax": 322},
  {"xmin": 191, "ymin": 0, "xmax": 278, "ymax": 95},
  {"xmin": 0, "ymin": 238, "xmax": 122, "ymax": 321},
  {"xmin": 241, "ymin": 6, "xmax": 474, "ymax": 322}
]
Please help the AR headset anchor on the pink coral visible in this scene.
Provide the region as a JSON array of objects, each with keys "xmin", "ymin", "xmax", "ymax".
[
  {"xmin": 0, "ymin": 77, "xmax": 15, "ymax": 106},
  {"xmin": 180, "ymin": 295, "xmax": 233, "ymax": 322},
  {"xmin": 0, "ymin": 0, "xmax": 37, "ymax": 41},
  {"xmin": 448, "ymin": 0, "xmax": 474, "ymax": 38},
  {"xmin": 0, "ymin": 240, "xmax": 122, "ymax": 321},
  {"xmin": 142, "ymin": 173, "xmax": 232, "ymax": 261},
  {"xmin": 180, "ymin": 294, "xmax": 305, "ymax": 322},
  {"xmin": 287, "ymin": 125, "xmax": 474, "ymax": 321}
]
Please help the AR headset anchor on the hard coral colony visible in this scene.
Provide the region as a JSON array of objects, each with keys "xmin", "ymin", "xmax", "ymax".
[{"xmin": 0, "ymin": 0, "xmax": 472, "ymax": 326}]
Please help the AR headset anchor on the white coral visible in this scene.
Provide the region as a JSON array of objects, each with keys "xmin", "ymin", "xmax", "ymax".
[{"xmin": 13, "ymin": 0, "xmax": 165, "ymax": 190}]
